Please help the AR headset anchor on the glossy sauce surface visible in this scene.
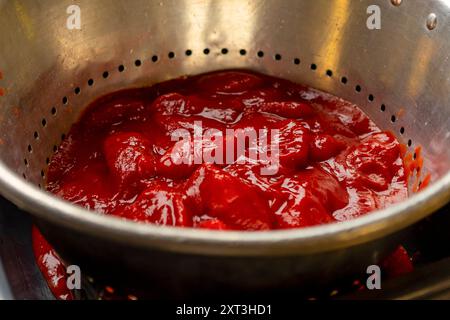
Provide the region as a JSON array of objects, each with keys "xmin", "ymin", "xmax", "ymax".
[{"xmin": 46, "ymin": 70, "xmax": 408, "ymax": 230}]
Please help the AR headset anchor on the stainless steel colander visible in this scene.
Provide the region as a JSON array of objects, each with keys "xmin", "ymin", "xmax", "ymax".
[{"xmin": 1, "ymin": 0, "xmax": 450, "ymax": 297}]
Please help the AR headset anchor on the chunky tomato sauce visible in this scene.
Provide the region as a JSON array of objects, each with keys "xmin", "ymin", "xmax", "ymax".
[
  {"xmin": 45, "ymin": 70, "xmax": 408, "ymax": 230},
  {"xmin": 34, "ymin": 70, "xmax": 412, "ymax": 299}
]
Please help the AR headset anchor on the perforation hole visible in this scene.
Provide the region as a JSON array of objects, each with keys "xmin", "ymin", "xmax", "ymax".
[
  {"xmin": 274, "ymin": 54, "xmax": 282, "ymax": 61},
  {"xmin": 203, "ymin": 48, "xmax": 210, "ymax": 55},
  {"xmin": 118, "ymin": 65, "xmax": 125, "ymax": 72},
  {"xmin": 294, "ymin": 58, "xmax": 300, "ymax": 65},
  {"xmin": 221, "ymin": 48, "xmax": 229, "ymax": 55},
  {"xmin": 326, "ymin": 70, "xmax": 333, "ymax": 77},
  {"xmin": 168, "ymin": 52, "xmax": 175, "ymax": 59},
  {"xmin": 257, "ymin": 51, "xmax": 264, "ymax": 58},
  {"xmin": 310, "ymin": 63, "xmax": 317, "ymax": 70},
  {"xmin": 239, "ymin": 49, "xmax": 247, "ymax": 56},
  {"xmin": 151, "ymin": 55, "xmax": 159, "ymax": 62}
]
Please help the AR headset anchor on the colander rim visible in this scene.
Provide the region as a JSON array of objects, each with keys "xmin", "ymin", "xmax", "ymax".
[{"xmin": 0, "ymin": 160, "xmax": 449, "ymax": 256}]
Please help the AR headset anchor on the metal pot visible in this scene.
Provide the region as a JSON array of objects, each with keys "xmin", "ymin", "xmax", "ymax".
[{"xmin": 0, "ymin": 0, "xmax": 449, "ymax": 297}]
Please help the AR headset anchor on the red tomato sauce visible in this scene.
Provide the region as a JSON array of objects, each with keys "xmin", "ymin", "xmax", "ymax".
[
  {"xmin": 45, "ymin": 70, "xmax": 408, "ymax": 230},
  {"xmin": 33, "ymin": 70, "xmax": 411, "ymax": 299}
]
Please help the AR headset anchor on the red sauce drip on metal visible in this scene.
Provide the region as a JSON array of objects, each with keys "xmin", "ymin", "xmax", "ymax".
[{"xmin": 32, "ymin": 226, "xmax": 73, "ymax": 300}]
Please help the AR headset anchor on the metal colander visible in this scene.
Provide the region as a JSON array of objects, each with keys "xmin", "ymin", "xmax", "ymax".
[{"xmin": 0, "ymin": 0, "xmax": 450, "ymax": 297}]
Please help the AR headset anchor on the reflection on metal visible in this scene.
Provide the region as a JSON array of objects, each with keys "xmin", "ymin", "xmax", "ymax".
[
  {"xmin": 406, "ymin": 36, "xmax": 436, "ymax": 100},
  {"xmin": 317, "ymin": 0, "xmax": 350, "ymax": 82},
  {"xmin": 13, "ymin": 0, "xmax": 34, "ymax": 40}
]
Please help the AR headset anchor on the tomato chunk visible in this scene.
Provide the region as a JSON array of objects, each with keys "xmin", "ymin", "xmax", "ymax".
[
  {"xmin": 119, "ymin": 182, "xmax": 191, "ymax": 226},
  {"xmin": 186, "ymin": 165, "xmax": 273, "ymax": 230},
  {"xmin": 103, "ymin": 132, "xmax": 157, "ymax": 185}
]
